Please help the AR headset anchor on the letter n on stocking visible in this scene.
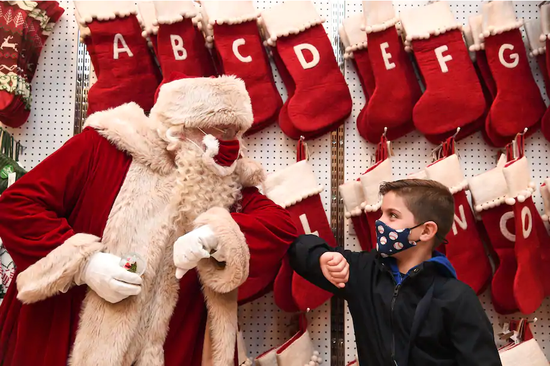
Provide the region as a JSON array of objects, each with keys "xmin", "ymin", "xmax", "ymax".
[{"xmin": 264, "ymin": 160, "xmax": 336, "ymax": 311}]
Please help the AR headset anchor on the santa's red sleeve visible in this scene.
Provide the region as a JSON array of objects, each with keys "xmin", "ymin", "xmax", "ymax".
[
  {"xmin": 231, "ymin": 187, "xmax": 298, "ymax": 303},
  {"xmin": 0, "ymin": 128, "xmax": 105, "ymax": 303}
]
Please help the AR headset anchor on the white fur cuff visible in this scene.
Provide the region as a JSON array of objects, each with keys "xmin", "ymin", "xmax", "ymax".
[
  {"xmin": 153, "ymin": 1, "xmax": 197, "ymax": 25},
  {"xmin": 400, "ymin": 1, "xmax": 461, "ymax": 42},
  {"xmin": 74, "ymin": 1, "xmax": 137, "ymax": 24},
  {"xmin": 480, "ymin": 1, "xmax": 523, "ymax": 39},
  {"xmin": 137, "ymin": 1, "xmax": 159, "ymax": 37},
  {"xmin": 340, "ymin": 14, "xmax": 368, "ymax": 59},
  {"xmin": 339, "ymin": 181, "xmax": 365, "ymax": 218},
  {"xmin": 260, "ymin": 1, "xmax": 325, "ymax": 46},
  {"xmin": 194, "ymin": 207, "xmax": 250, "ymax": 294},
  {"xmin": 360, "ymin": 159, "xmax": 392, "ymax": 212},
  {"xmin": 425, "ymin": 154, "xmax": 468, "ymax": 194},
  {"xmin": 525, "ymin": 19, "xmax": 546, "ymax": 56},
  {"xmin": 542, "ymin": 3, "xmax": 550, "ymax": 41},
  {"xmin": 362, "ymin": 1, "xmax": 398, "ymax": 34},
  {"xmin": 541, "ymin": 179, "xmax": 550, "ymax": 222},
  {"xmin": 502, "ymin": 157, "xmax": 536, "ymax": 205},
  {"xmin": 469, "ymin": 167, "xmax": 509, "ymax": 212},
  {"xmin": 263, "ymin": 160, "xmax": 324, "ymax": 209},
  {"xmin": 16, "ymin": 233, "xmax": 104, "ymax": 304},
  {"xmin": 467, "ymin": 14, "xmax": 485, "ymax": 52},
  {"xmin": 201, "ymin": 1, "xmax": 259, "ymax": 26}
]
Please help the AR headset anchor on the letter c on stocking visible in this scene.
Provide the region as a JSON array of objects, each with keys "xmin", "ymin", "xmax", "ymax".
[
  {"xmin": 232, "ymin": 38, "xmax": 252, "ymax": 63},
  {"xmin": 434, "ymin": 45, "xmax": 452, "ymax": 73},
  {"xmin": 498, "ymin": 44, "xmax": 519, "ymax": 69},
  {"xmin": 170, "ymin": 35, "xmax": 188, "ymax": 61},
  {"xmin": 521, "ymin": 206, "xmax": 533, "ymax": 239},
  {"xmin": 294, "ymin": 43, "xmax": 320, "ymax": 70}
]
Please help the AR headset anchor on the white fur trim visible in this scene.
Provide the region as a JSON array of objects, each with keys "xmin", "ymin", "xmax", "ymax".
[
  {"xmin": 541, "ymin": 3, "xmax": 550, "ymax": 41},
  {"xmin": 541, "ymin": 179, "xmax": 550, "ymax": 222},
  {"xmin": 480, "ymin": 1, "xmax": 523, "ymax": 39},
  {"xmin": 408, "ymin": 170, "xmax": 427, "ymax": 179},
  {"xmin": 360, "ymin": 159, "xmax": 392, "ymax": 212},
  {"xmin": 425, "ymin": 154, "xmax": 468, "ymax": 194},
  {"xmin": 137, "ymin": 1, "xmax": 159, "ymax": 37},
  {"xmin": 525, "ymin": 19, "xmax": 546, "ymax": 57},
  {"xmin": 153, "ymin": 1, "xmax": 197, "ymax": 25},
  {"xmin": 74, "ymin": 8, "xmax": 91, "ymax": 41},
  {"xmin": 469, "ymin": 167, "xmax": 508, "ymax": 212},
  {"xmin": 502, "ymin": 157, "xmax": 536, "ymax": 204},
  {"xmin": 16, "ymin": 234, "xmax": 103, "ymax": 304},
  {"xmin": 262, "ymin": 160, "xmax": 324, "ymax": 209},
  {"xmin": 85, "ymin": 102, "xmax": 175, "ymax": 175},
  {"xmin": 400, "ymin": 1, "xmax": 461, "ymax": 42},
  {"xmin": 467, "ymin": 14, "xmax": 485, "ymax": 52},
  {"xmin": 340, "ymin": 14, "xmax": 368, "ymax": 59},
  {"xmin": 200, "ymin": 1, "xmax": 259, "ymax": 26},
  {"xmin": 203, "ymin": 134, "xmax": 220, "ymax": 158},
  {"xmin": 339, "ymin": 181, "xmax": 365, "ymax": 218},
  {"xmin": 261, "ymin": 1, "xmax": 324, "ymax": 45},
  {"xmin": 255, "ymin": 348, "xmax": 279, "ymax": 366},
  {"xmin": 74, "ymin": 1, "xmax": 137, "ymax": 24},
  {"xmin": 362, "ymin": 1, "xmax": 398, "ymax": 34},
  {"xmin": 151, "ymin": 75, "xmax": 253, "ymax": 134},
  {"xmin": 276, "ymin": 330, "xmax": 322, "ymax": 366}
]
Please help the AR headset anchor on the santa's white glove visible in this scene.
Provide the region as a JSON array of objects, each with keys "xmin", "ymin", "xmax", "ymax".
[
  {"xmin": 173, "ymin": 225, "xmax": 218, "ymax": 279},
  {"xmin": 78, "ymin": 252, "xmax": 142, "ymax": 304}
]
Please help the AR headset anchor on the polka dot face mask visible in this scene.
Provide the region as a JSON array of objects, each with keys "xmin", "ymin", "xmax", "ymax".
[{"xmin": 375, "ymin": 220, "xmax": 422, "ymax": 257}]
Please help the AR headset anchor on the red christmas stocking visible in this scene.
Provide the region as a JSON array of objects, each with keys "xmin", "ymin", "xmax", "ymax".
[
  {"xmin": 202, "ymin": 1, "xmax": 281, "ymax": 134},
  {"xmin": 276, "ymin": 317, "xmax": 322, "ymax": 366},
  {"xmin": 362, "ymin": 1, "xmax": 419, "ymax": 143},
  {"xmin": 525, "ymin": 20, "xmax": 550, "ymax": 98},
  {"xmin": 466, "ymin": 14, "xmax": 497, "ymax": 100},
  {"xmin": 74, "ymin": 2, "xmax": 161, "ymax": 115},
  {"xmin": 400, "ymin": 2, "xmax": 485, "ymax": 137},
  {"xmin": 502, "ymin": 157, "xmax": 545, "ymax": 314},
  {"xmin": 482, "ymin": 1, "xmax": 545, "ymax": 140},
  {"xmin": 425, "ymin": 154, "xmax": 492, "ymax": 294},
  {"xmin": 360, "ymin": 157, "xmax": 392, "ymax": 252},
  {"xmin": 340, "ymin": 180, "xmax": 371, "ymax": 251},
  {"xmin": 261, "ymin": 1, "xmax": 352, "ymax": 140},
  {"xmin": 263, "ymin": 157, "xmax": 335, "ymax": 311},
  {"xmin": 339, "ymin": 14, "xmax": 375, "ymax": 142},
  {"xmin": 0, "ymin": 2, "xmax": 64, "ymax": 128},
  {"xmin": 152, "ymin": 1, "xmax": 215, "ymax": 94},
  {"xmin": 469, "ymin": 161, "xmax": 518, "ymax": 314},
  {"xmin": 540, "ymin": 5, "xmax": 550, "ymax": 142}
]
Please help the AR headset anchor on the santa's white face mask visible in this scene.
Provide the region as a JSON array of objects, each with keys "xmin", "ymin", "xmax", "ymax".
[{"xmin": 167, "ymin": 128, "xmax": 241, "ymax": 176}]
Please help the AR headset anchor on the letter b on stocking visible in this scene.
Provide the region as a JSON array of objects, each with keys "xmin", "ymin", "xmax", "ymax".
[{"xmin": 170, "ymin": 35, "xmax": 187, "ymax": 60}]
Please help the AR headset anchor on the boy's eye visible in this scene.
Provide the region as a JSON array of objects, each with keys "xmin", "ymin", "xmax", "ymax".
[{"xmin": 389, "ymin": 213, "xmax": 398, "ymax": 219}]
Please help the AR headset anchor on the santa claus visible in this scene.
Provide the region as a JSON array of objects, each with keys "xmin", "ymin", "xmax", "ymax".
[{"xmin": 0, "ymin": 75, "xmax": 297, "ymax": 366}]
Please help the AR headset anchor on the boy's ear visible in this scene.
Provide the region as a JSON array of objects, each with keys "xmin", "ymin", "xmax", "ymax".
[{"xmin": 419, "ymin": 221, "xmax": 439, "ymax": 243}]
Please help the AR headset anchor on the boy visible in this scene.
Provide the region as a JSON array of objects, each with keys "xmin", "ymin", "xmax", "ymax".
[{"xmin": 289, "ymin": 179, "xmax": 501, "ymax": 366}]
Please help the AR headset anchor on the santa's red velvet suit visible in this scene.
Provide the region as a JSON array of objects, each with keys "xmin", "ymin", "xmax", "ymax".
[{"xmin": 0, "ymin": 76, "xmax": 297, "ymax": 366}]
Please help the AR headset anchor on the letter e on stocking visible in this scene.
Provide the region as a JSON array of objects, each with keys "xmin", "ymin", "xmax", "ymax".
[
  {"xmin": 521, "ymin": 206, "xmax": 533, "ymax": 239},
  {"xmin": 113, "ymin": 34, "xmax": 133, "ymax": 60},
  {"xmin": 299, "ymin": 214, "xmax": 319, "ymax": 236},
  {"xmin": 232, "ymin": 38, "xmax": 252, "ymax": 63},
  {"xmin": 381, "ymin": 42, "xmax": 395, "ymax": 70},
  {"xmin": 451, "ymin": 204, "xmax": 468, "ymax": 235},
  {"xmin": 499, "ymin": 44, "xmax": 519, "ymax": 69},
  {"xmin": 170, "ymin": 35, "xmax": 187, "ymax": 61},
  {"xmin": 294, "ymin": 44, "xmax": 320, "ymax": 70},
  {"xmin": 435, "ymin": 45, "xmax": 452, "ymax": 73}
]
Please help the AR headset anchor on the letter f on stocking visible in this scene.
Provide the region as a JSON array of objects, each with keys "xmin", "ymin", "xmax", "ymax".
[{"xmin": 435, "ymin": 45, "xmax": 453, "ymax": 73}]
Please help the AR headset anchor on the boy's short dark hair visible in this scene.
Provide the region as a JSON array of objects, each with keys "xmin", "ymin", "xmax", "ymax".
[{"xmin": 379, "ymin": 179, "xmax": 454, "ymax": 246}]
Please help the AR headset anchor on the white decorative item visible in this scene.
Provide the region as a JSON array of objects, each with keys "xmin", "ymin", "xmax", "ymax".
[
  {"xmin": 480, "ymin": 1, "xmax": 523, "ymax": 39},
  {"xmin": 424, "ymin": 154, "xmax": 469, "ymax": 194}
]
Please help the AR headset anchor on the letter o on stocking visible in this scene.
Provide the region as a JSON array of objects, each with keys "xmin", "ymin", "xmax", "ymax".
[{"xmin": 521, "ymin": 206, "xmax": 533, "ymax": 239}]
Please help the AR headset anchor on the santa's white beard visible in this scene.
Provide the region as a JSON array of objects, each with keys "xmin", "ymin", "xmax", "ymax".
[{"xmin": 170, "ymin": 142, "xmax": 242, "ymax": 235}]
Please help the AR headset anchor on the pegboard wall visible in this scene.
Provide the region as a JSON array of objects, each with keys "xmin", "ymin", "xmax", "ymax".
[
  {"xmin": 6, "ymin": 0, "xmax": 550, "ymax": 365},
  {"xmin": 343, "ymin": 1, "xmax": 550, "ymax": 364}
]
